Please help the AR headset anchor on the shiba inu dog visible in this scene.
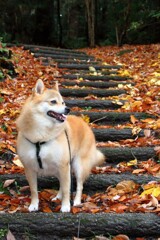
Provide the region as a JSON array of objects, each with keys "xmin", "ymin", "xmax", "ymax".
[{"xmin": 16, "ymin": 79, "xmax": 105, "ymax": 212}]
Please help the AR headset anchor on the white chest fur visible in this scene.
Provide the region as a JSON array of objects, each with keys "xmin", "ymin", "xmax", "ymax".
[{"xmin": 17, "ymin": 138, "xmax": 67, "ymax": 178}]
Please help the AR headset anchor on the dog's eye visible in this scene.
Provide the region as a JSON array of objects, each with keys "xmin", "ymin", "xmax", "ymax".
[
  {"xmin": 62, "ymin": 101, "xmax": 65, "ymax": 105},
  {"xmin": 51, "ymin": 100, "xmax": 57, "ymax": 104}
]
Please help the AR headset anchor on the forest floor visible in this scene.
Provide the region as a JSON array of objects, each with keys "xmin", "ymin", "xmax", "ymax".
[{"xmin": 0, "ymin": 43, "xmax": 160, "ymax": 239}]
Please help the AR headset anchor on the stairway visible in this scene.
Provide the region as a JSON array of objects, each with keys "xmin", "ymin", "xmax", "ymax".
[{"xmin": 1, "ymin": 45, "xmax": 160, "ymax": 240}]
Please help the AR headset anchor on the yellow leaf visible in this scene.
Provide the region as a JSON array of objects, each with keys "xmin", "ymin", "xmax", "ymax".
[
  {"xmin": 118, "ymin": 69, "xmax": 131, "ymax": 77},
  {"xmin": 81, "ymin": 114, "xmax": 90, "ymax": 123},
  {"xmin": 141, "ymin": 188, "xmax": 153, "ymax": 196},
  {"xmin": 118, "ymin": 84, "xmax": 124, "ymax": 89},
  {"xmin": 102, "ymin": 62, "xmax": 110, "ymax": 65},
  {"xmin": 127, "ymin": 159, "xmax": 137, "ymax": 166},
  {"xmin": 141, "ymin": 186, "xmax": 160, "ymax": 197},
  {"xmin": 0, "ymin": 109, "xmax": 5, "ymax": 115},
  {"xmin": 151, "ymin": 62, "xmax": 158, "ymax": 67},
  {"xmin": 112, "ymin": 100, "xmax": 123, "ymax": 106},
  {"xmin": 132, "ymin": 126, "xmax": 142, "ymax": 135},
  {"xmin": 154, "ymin": 72, "xmax": 160, "ymax": 77},
  {"xmin": 78, "ymin": 77, "xmax": 83, "ymax": 81},
  {"xmin": 152, "ymin": 187, "xmax": 160, "ymax": 197},
  {"xmin": 89, "ymin": 66, "xmax": 96, "ymax": 72},
  {"xmin": 92, "ymin": 71, "xmax": 98, "ymax": 76},
  {"xmin": 122, "ymin": 102, "xmax": 131, "ymax": 110}
]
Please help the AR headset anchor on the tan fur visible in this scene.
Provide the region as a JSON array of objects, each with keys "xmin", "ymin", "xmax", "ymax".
[{"xmin": 16, "ymin": 79, "xmax": 105, "ymax": 212}]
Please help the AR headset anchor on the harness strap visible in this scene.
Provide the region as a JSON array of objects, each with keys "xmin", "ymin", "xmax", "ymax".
[
  {"xmin": 35, "ymin": 142, "xmax": 46, "ymax": 169},
  {"xmin": 64, "ymin": 130, "xmax": 74, "ymax": 205},
  {"xmin": 25, "ymin": 138, "xmax": 46, "ymax": 169}
]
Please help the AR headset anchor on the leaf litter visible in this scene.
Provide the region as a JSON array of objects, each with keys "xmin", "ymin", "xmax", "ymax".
[{"xmin": 0, "ymin": 44, "xmax": 159, "ymax": 217}]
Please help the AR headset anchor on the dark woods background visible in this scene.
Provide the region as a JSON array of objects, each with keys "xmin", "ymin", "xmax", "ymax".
[{"xmin": 0, "ymin": 0, "xmax": 159, "ymax": 48}]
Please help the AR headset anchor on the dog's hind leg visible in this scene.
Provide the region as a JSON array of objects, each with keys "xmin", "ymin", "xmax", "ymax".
[
  {"xmin": 25, "ymin": 169, "xmax": 39, "ymax": 212},
  {"xmin": 73, "ymin": 177, "xmax": 83, "ymax": 206},
  {"xmin": 58, "ymin": 164, "xmax": 71, "ymax": 212},
  {"xmin": 72, "ymin": 157, "xmax": 89, "ymax": 206}
]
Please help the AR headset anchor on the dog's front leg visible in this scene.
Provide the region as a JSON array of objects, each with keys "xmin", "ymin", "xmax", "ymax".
[
  {"xmin": 59, "ymin": 163, "xmax": 71, "ymax": 212},
  {"xmin": 25, "ymin": 169, "xmax": 39, "ymax": 212}
]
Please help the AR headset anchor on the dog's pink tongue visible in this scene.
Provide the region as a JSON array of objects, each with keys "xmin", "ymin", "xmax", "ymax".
[{"xmin": 47, "ymin": 111, "xmax": 66, "ymax": 122}]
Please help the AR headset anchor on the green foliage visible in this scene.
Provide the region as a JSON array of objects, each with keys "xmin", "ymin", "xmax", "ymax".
[
  {"xmin": 0, "ymin": 0, "xmax": 159, "ymax": 47},
  {"xmin": 0, "ymin": 71, "xmax": 4, "ymax": 81},
  {"xmin": 0, "ymin": 97, "xmax": 4, "ymax": 103},
  {"xmin": 0, "ymin": 228, "xmax": 7, "ymax": 239},
  {"xmin": 0, "ymin": 182, "xmax": 9, "ymax": 195}
]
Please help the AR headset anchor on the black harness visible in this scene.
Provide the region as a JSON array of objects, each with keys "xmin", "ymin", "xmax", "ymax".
[
  {"xmin": 35, "ymin": 141, "xmax": 46, "ymax": 169},
  {"xmin": 25, "ymin": 130, "xmax": 74, "ymax": 204}
]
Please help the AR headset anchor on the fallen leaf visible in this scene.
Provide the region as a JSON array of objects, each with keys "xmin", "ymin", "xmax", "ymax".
[
  {"xmin": 3, "ymin": 179, "xmax": 15, "ymax": 188},
  {"xmin": 89, "ymin": 66, "xmax": 96, "ymax": 72},
  {"xmin": 6, "ymin": 229, "xmax": 16, "ymax": 240},
  {"xmin": 132, "ymin": 169, "xmax": 146, "ymax": 174},
  {"xmin": 12, "ymin": 156, "xmax": 24, "ymax": 168},
  {"xmin": 132, "ymin": 126, "xmax": 142, "ymax": 135},
  {"xmin": 141, "ymin": 185, "xmax": 160, "ymax": 197},
  {"xmin": 81, "ymin": 114, "xmax": 90, "ymax": 123},
  {"xmin": 130, "ymin": 115, "xmax": 138, "ymax": 124},
  {"xmin": 127, "ymin": 159, "xmax": 138, "ymax": 166},
  {"xmin": 112, "ymin": 234, "xmax": 130, "ymax": 240},
  {"xmin": 144, "ymin": 129, "xmax": 151, "ymax": 137},
  {"xmin": 95, "ymin": 236, "xmax": 109, "ymax": 240},
  {"xmin": 73, "ymin": 237, "xmax": 86, "ymax": 240}
]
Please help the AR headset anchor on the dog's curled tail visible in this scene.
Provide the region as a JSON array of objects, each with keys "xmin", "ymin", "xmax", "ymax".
[{"xmin": 95, "ymin": 150, "xmax": 105, "ymax": 166}]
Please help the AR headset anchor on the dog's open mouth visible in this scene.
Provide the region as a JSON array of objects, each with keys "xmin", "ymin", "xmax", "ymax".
[{"xmin": 47, "ymin": 111, "xmax": 66, "ymax": 122}]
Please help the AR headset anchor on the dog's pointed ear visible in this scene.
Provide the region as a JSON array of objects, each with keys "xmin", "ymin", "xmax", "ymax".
[
  {"xmin": 54, "ymin": 81, "xmax": 59, "ymax": 91},
  {"xmin": 34, "ymin": 79, "xmax": 45, "ymax": 94}
]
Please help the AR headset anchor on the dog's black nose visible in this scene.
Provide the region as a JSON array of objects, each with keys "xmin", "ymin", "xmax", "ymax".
[{"xmin": 65, "ymin": 107, "xmax": 70, "ymax": 115}]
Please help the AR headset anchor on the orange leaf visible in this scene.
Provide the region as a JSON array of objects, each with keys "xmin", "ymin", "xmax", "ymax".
[
  {"xmin": 132, "ymin": 169, "xmax": 146, "ymax": 174},
  {"xmin": 130, "ymin": 115, "xmax": 138, "ymax": 124},
  {"xmin": 113, "ymin": 234, "xmax": 129, "ymax": 240}
]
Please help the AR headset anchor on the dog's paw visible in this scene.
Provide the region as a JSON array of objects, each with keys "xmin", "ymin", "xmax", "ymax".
[
  {"xmin": 73, "ymin": 198, "xmax": 81, "ymax": 206},
  {"xmin": 61, "ymin": 204, "xmax": 71, "ymax": 213},
  {"xmin": 28, "ymin": 203, "xmax": 38, "ymax": 212}
]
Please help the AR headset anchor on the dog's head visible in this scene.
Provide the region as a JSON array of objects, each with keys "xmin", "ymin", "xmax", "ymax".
[{"xmin": 32, "ymin": 79, "xmax": 70, "ymax": 123}]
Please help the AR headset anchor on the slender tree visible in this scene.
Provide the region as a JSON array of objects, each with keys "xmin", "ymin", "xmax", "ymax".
[
  {"xmin": 85, "ymin": 0, "xmax": 95, "ymax": 47},
  {"xmin": 115, "ymin": 0, "xmax": 131, "ymax": 46}
]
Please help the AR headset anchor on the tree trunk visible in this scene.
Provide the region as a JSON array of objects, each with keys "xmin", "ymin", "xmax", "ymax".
[
  {"xmin": 57, "ymin": 0, "xmax": 63, "ymax": 47},
  {"xmin": 85, "ymin": 0, "xmax": 95, "ymax": 47},
  {"xmin": 116, "ymin": 0, "xmax": 131, "ymax": 47}
]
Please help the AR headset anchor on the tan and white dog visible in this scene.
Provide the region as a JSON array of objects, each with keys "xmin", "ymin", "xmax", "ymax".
[{"xmin": 16, "ymin": 79, "xmax": 105, "ymax": 212}]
